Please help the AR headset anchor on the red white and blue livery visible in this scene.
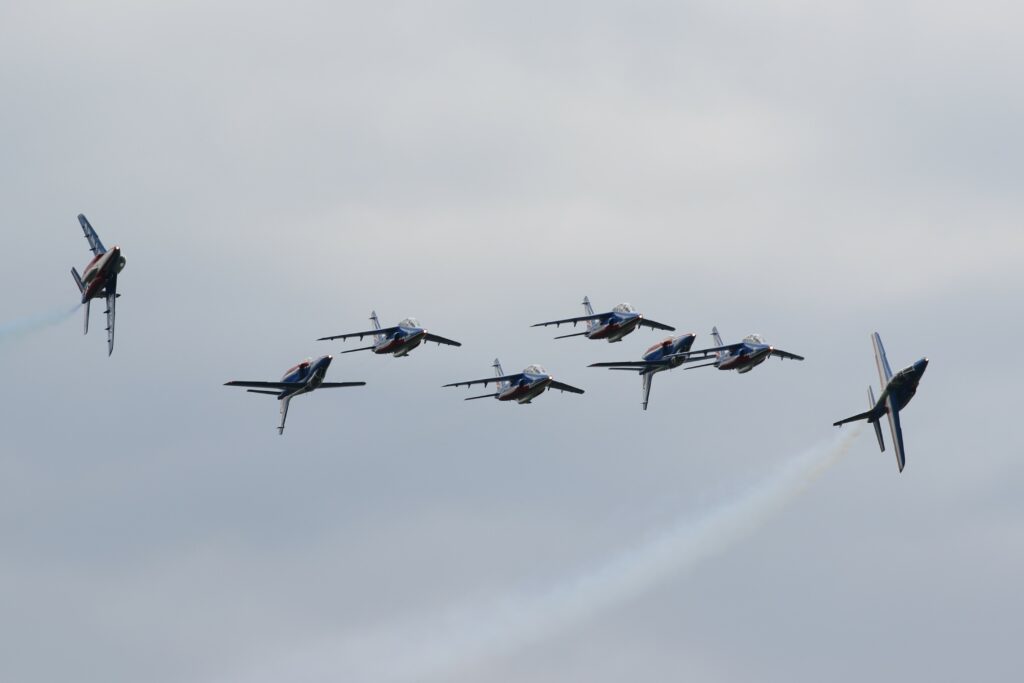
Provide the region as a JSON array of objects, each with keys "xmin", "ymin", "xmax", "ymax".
[
  {"xmin": 444, "ymin": 358, "xmax": 584, "ymax": 403},
  {"xmin": 318, "ymin": 311, "xmax": 461, "ymax": 357},
  {"xmin": 224, "ymin": 355, "xmax": 366, "ymax": 434},
  {"xmin": 70, "ymin": 214, "xmax": 125, "ymax": 355},
  {"xmin": 533, "ymin": 296, "xmax": 675, "ymax": 343},
  {"xmin": 833, "ymin": 332, "xmax": 928, "ymax": 473},
  {"xmin": 669, "ymin": 326, "xmax": 805, "ymax": 374},
  {"xmin": 589, "ymin": 333, "xmax": 698, "ymax": 410}
]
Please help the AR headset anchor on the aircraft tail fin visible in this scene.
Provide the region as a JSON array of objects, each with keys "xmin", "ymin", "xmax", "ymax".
[
  {"xmin": 83, "ymin": 299, "xmax": 90, "ymax": 335},
  {"xmin": 711, "ymin": 326, "xmax": 724, "ymax": 347},
  {"xmin": 278, "ymin": 396, "xmax": 291, "ymax": 435},
  {"xmin": 581, "ymin": 296, "xmax": 595, "ymax": 317},
  {"xmin": 868, "ymin": 386, "xmax": 885, "ymax": 452},
  {"xmin": 369, "ymin": 310, "xmax": 384, "ymax": 343},
  {"xmin": 492, "ymin": 358, "xmax": 504, "ymax": 377}
]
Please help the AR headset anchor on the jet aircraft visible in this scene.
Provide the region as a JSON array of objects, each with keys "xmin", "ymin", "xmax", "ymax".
[
  {"xmin": 318, "ymin": 311, "xmax": 461, "ymax": 357},
  {"xmin": 833, "ymin": 333, "xmax": 928, "ymax": 472},
  {"xmin": 224, "ymin": 355, "xmax": 366, "ymax": 434},
  {"xmin": 444, "ymin": 359, "xmax": 584, "ymax": 403},
  {"xmin": 589, "ymin": 333, "xmax": 698, "ymax": 410},
  {"xmin": 667, "ymin": 326, "xmax": 804, "ymax": 373},
  {"xmin": 70, "ymin": 214, "xmax": 125, "ymax": 355},
  {"xmin": 532, "ymin": 296, "xmax": 675, "ymax": 343}
]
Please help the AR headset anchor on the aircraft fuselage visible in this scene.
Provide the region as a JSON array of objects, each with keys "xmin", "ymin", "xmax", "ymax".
[
  {"xmin": 642, "ymin": 333, "xmax": 698, "ymax": 371},
  {"xmin": 587, "ymin": 312, "xmax": 641, "ymax": 342},
  {"xmin": 279, "ymin": 355, "xmax": 333, "ymax": 398},
  {"xmin": 79, "ymin": 246, "xmax": 124, "ymax": 303},
  {"xmin": 498, "ymin": 373, "xmax": 552, "ymax": 403},
  {"xmin": 374, "ymin": 326, "xmax": 427, "ymax": 357},
  {"xmin": 874, "ymin": 358, "xmax": 928, "ymax": 416},
  {"xmin": 717, "ymin": 344, "xmax": 773, "ymax": 373}
]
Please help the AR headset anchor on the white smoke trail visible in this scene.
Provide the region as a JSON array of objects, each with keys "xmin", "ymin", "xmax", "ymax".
[
  {"xmin": 231, "ymin": 429, "xmax": 860, "ymax": 683},
  {"xmin": 0, "ymin": 304, "xmax": 80, "ymax": 346}
]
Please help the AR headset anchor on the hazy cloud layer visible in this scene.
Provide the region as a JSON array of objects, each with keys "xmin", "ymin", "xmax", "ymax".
[{"xmin": 1, "ymin": 2, "xmax": 1021, "ymax": 682}]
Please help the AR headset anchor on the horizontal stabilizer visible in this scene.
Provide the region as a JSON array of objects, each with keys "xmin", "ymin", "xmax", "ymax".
[
  {"xmin": 554, "ymin": 331, "xmax": 589, "ymax": 339},
  {"xmin": 832, "ymin": 408, "xmax": 880, "ymax": 427},
  {"xmin": 71, "ymin": 267, "xmax": 84, "ymax": 293},
  {"xmin": 465, "ymin": 392, "xmax": 499, "ymax": 401},
  {"xmin": 340, "ymin": 345, "xmax": 376, "ymax": 354},
  {"xmin": 869, "ymin": 385, "xmax": 885, "ymax": 452},
  {"xmin": 246, "ymin": 389, "xmax": 280, "ymax": 395},
  {"xmin": 317, "ymin": 382, "xmax": 367, "ymax": 388},
  {"xmin": 683, "ymin": 360, "xmax": 718, "ymax": 370}
]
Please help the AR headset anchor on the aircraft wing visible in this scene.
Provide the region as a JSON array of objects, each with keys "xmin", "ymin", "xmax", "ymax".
[
  {"xmin": 548, "ymin": 380, "xmax": 585, "ymax": 394},
  {"xmin": 589, "ymin": 360, "xmax": 670, "ymax": 368},
  {"xmin": 104, "ymin": 275, "xmax": 117, "ymax": 356},
  {"xmin": 317, "ymin": 382, "xmax": 367, "ymax": 388},
  {"xmin": 317, "ymin": 327, "xmax": 398, "ymax": 342},
  {"xmin": 770, "ymin": 348, "xmax": 805, "ymax": 361},
  {"xmin": 665, "ymin": 343, "xmax": 743, "ymax": 362},
  {"xmin": 873, "ymin": 332, "xmax": 894, "ymax": 385},
  {"xmin": 424, "ymin": 333, "xmax": 462, "ymax": 347},
  {"xmin": 531, "ymin": 313, "xmax": 608, "ymax": 328},
  {"xmin": 78, "ymin": 214, "xmax": 107, "ymax": 255},
  {"xmin": 224, "ymin": 380, "xmax": 306, "ymax": 390},
  {"xmin": 443, "ymin": 374, "xmax": 524, "ymax": 389},
  {"xmin": 885, "ymin": 396, "xmax": 906, "ymax": 472},
  {"xmin": 638, "ymin": 318, "xmax": 676, "ymax": 332}
]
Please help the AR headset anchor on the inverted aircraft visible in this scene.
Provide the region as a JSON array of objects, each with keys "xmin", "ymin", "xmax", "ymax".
[
  {"xmin": 667, "ymin": 326, "xmax": 804, "ymax": 373},
  {"xmin": 318, "ymin": 311, "xmax": 461, "ymax": 357},
  {"xmin": 532, "ymin": 296, "xmax": 675, "ymax": 343},
  {"xmin": 444, "ymin": 359, "xmax": 584, "ymax": 403},
  {"xmin": 833, "ymin": 333, "xmax": 928, "ymax": 472},
  {"xmin": 224, "ymin": 355, "xmax": 366, "ymax": 434},
  {"xmin": 589, "ymin": 333, "xmax": 698, "ymax": 410},
  {"xmin": 70, "ymin": 214, "xmax": 125, "ymax": 355}
]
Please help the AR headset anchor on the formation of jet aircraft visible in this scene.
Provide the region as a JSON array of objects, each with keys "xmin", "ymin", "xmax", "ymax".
[
  {"xmin": 444, "ymin": 359, "xmax": 584, "ymax": 403},
  {"xmin": 224, "ymin": 355, "xmax": 366, "ymax": 434},
  {"xmin": 64, "ymin": 215, "xmax": 928, "ymax": 469},
  {"xmin": 70, "ymin": 214, "xmax": 124, "ymax": 355},
  {"xmin": 533, "ymin": 296, "xmax": 675, "ymax": 343},
  {"xmin": 833, "ymin": 333, "xmax": 929, "ymax": 472},
  {"xmin": 318, "ymin": 311, "xmax": 462, "ymax": 357}
]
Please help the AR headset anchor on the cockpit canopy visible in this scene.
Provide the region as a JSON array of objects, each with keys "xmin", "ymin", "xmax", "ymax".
[
  {"xmin": 743, "ymin": 333, "xmax": 765, "ymax": 345},
  {"xmin": 399, "ymin": 317, "xmax": 421, "ymax": 328},
  {"xmin": 612, "ymin": 303, "xmax": 636, "ymax": 314},
  {"xmin": 523, "ymin": 364, "xmax": 548, "ymax": 375}
]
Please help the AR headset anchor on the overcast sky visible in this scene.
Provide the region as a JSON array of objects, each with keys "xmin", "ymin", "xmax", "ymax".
[{"xmin": 2, "ymin": 2, "xmax": 1022, "ymax": 681}]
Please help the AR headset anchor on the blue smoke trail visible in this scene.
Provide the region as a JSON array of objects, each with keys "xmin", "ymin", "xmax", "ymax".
[{"xmin": 0, "ymin": 304, "xmax": 81, "ymax": 346}]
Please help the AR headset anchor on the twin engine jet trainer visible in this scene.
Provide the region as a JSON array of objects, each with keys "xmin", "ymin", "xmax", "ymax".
[
  {"xmin": 444, "ymin": 359, "xmax": 584, "ymax": 403},
  {"xmin": 224, "ymin": 355, "xmax": 366, "ymax": 434},
  {"xmin": 533, "ymin": 296, "xmax": 675, "ymax": 343},
  {"xmin": 70, "ymin": 214, "xmax": 125, "ymax": 355},
  {"xmin": 589, "ymin": 333, "xmax": 698, "ymax": 410},
  {"xmin": 318, "ymin": 311, "xmax": 461, "ymax": 357},
  {"xmin": 670, "ymin": 326, "xmax": 804, "ymax": 373},
  {"xmin": 834, "ymin": 333, "xmax": 928, "ymax": 473}
]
